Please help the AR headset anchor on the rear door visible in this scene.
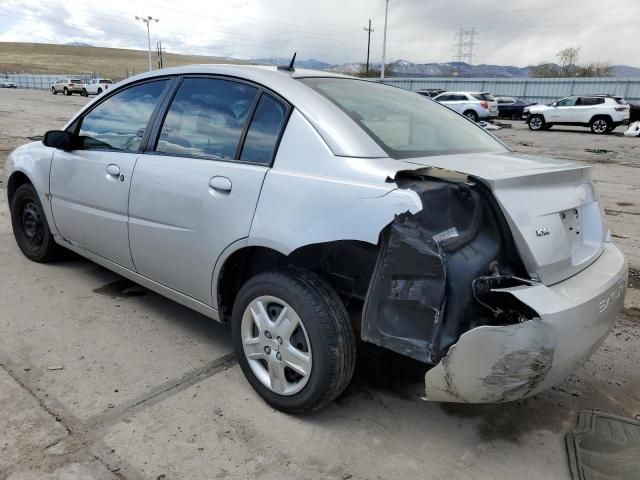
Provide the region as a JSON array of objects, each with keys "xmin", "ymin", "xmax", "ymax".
[
  {"xmin": 50, "ymin": 79, "xmax": 170, "ymax": 269},
  {"xmin": 128, "ymin": 77, "xmax": 290, "ymax": 304},
  {"xmin": 574, "ymin": 97, "xmax": 604, "ymax": 123}
]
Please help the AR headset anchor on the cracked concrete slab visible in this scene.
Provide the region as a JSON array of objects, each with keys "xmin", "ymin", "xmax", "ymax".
[
  {"xmin": 0, "ymin": 209, "xmax": 233, "ymax": 420},
  {"xmin": 0, "ymin": 368, "xmax": 68, "ymax": 473}
]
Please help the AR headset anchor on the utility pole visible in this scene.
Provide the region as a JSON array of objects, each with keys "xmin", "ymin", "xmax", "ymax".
[
  {"xmin": 363, "ymin": 19, "xmax": 374, "ymax": 74},
  {"xmin": 381, "ymin": 0, "xmax": 389, "ymax": 80},
  {"xmin": 135, "ymin": 15, "xmax": 159, "ymax": 71}
]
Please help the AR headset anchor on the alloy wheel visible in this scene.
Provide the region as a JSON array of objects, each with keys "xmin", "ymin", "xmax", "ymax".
[
  {"xmin": 593, "ymin": 119, "xmax": 608, "ymax": 134},
  {"xmin": 530, "ymin": 116, "xmax": 543, "ymax": 130},
  {"xmin": 241, "ymin": 295, "xmax": 312, "ymax": 396}
]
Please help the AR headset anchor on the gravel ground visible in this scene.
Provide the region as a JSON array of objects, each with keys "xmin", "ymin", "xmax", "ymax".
[{"xmin": 1, "ymin": 89, "xmax": 639, "ymax": 480}]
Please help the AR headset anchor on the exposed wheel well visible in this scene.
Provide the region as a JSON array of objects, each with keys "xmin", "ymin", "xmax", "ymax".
[
  {"xmin": 7, "ymin": 171, "xmax": 32, "ymax": 205},
  {"xmin": 216, "ymin": 241, "xmax": 379, "ymax": 322}
]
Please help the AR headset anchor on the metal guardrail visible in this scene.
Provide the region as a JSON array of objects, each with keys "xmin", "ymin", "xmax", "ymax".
[{"xmin": 375, "ymin": 77, "xmax": 640, "ymax": 103}]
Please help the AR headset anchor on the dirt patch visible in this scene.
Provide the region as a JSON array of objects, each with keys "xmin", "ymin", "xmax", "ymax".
[{"xmin": 617, "ymin": 202, "xmax": 635, "ymax": 207}]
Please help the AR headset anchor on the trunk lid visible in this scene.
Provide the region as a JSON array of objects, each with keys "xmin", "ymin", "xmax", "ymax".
[{"xmin": 401, "ymin": 152, "xmax": 607, "ymax": 285}]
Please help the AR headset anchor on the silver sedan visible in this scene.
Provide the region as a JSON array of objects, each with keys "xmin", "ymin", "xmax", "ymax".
[{"xmin": 4, "ymin": 65, "xmax": 626, "ymax": 412}]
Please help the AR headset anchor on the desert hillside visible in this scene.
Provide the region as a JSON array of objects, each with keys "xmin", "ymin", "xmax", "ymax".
[{"xmin": 0, "ymin": 42, "xmax": 245, "ymax": 80}]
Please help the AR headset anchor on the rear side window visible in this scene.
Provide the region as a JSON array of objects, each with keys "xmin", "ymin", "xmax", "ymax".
[
  {"xmin": 300, "ymin": 78, "xmax": 506, "ymax": 159},
  {"xmin": 240, "ymin": 94, "xmax": 287, "ymax": 165},
  {"xmin": 155, "ymin": 78, "xmax": 258, "ymax": 160},
  {"xmin": 78, "ymin": 80, "xmax": 168, "ymax": 152},
  {"xmin": 472, "ymin": 93, "xmax": 495, "ymax": 101},
  {"xmin": 577, "ymin": 97, "xmax": 605, "ymax": 106}
]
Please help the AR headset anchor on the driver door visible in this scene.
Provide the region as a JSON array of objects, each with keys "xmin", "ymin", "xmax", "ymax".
[
  {"xmin": 549, "ymin": 96, "xmax": 578, "ymax": 122},
  {"xmin": 50, "ymin": 79, "xmax": 170, "ymax": 269}
]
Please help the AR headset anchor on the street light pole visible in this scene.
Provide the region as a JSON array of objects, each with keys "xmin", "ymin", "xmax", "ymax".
[
  {"xmin": 380, "ymin": 0, "xmax": 389, "ymax": 80},
  {"xmin": 135, "ymin": 15, "xmax": 159, "ymax": 71}
]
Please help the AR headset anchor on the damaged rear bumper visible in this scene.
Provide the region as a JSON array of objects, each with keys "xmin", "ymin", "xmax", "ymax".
[{"xmin": 424, "ymin": 242, "xmax": 627, "ymax": 403}]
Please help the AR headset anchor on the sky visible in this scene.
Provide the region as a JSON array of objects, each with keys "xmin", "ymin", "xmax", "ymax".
[{"xmin": 0, "ymin": 0, "xmax": 638, "ymax": 67}]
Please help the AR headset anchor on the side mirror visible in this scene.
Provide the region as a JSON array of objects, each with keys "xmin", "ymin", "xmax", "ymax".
[{"xmin": 43, "ymin": 130, "xmax": 74, "ymax": 150}]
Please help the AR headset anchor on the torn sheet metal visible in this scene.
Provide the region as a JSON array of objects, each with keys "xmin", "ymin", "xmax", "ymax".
[{"xmin": 361, "ymin": 179, "xmax": 516, "ymax": 363}]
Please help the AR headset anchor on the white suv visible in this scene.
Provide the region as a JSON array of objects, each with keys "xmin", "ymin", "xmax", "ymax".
[
  {"xmin": 81, "ymin": 78, "xmax": 114, "ymax": 97},
  {"xmin": 433, "ymin": 91, "xmax": 499, "ymax": 122},
  {"xmin": 525, "ymin": 95, "xmax": 630, "ymax": 134}
]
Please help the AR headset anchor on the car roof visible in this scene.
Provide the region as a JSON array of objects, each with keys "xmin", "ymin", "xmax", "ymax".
[{"xmin": 64, "ymin": 64, "xmax": 388, "ymax": 159}]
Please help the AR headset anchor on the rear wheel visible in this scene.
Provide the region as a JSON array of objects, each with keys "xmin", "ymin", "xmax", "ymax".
[
  {"xmin": 97, "ymin": 87, "xmax": 103, "ymax": 94},
  {"xmin": 463, "ymin": 110, "xmax": 479, "ymax": 122},
  {"xmin": 63, "ymin": 87, "xmax": 70, "ymax": 96},
  {"xmin": 10, "ymin": 184, "xmax": 59, "ymax": 262},
  {"xmin": 81, "ymin": 88, "xmax": 88, "ymax": 97},
  {"xmin": 528, "ymin": 114, "xmax": 545, "ymax": 131},
  {"xmin": 232, "ymin": 268, "xmax": 356, "ymax": 413},
  {"xmin": 591, "ymin": 117, "xmax": 611, "ymax": 134}
]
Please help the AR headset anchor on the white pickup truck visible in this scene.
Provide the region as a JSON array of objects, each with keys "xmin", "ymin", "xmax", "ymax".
[{"xmin": 81, "ymin": 78, "xmax": 114, "ymax": 97}]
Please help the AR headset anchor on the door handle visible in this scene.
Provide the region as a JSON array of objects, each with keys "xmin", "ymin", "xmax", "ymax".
[
  {"xmin": 106, "ymin": 164, "xmax": 120, "ymax": 177},
  {"xmin": 209, "ymin": 176, "xmax": 232, "ymax": 194}
]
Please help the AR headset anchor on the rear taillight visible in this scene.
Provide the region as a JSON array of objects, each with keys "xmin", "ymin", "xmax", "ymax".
[
  {"xmin": 615, "ymin": 106, "xmax": 628, "ymax": 111},
  {"xmin": 481, "ymin": 101, "xmax": 489, "ymax": 109}
]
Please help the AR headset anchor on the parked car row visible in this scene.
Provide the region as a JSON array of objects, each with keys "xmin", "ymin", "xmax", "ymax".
[
  {"xmin": 422, "ymin": 88, "xmax": 632, "ymax": 135},
  {"xmin": 51, "ymin": 78, "xmax": 113, "ymax": 96}
]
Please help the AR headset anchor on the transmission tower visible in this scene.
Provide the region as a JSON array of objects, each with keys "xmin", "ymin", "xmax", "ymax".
[{"xmin": 452, "ymin": 27, "xmax": 478, "ymax": 76}]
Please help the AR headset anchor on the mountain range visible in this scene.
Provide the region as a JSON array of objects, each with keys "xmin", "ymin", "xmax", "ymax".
[{"xmin": 255, "ymin": 57, "xmax": 640, "ymax": 78}]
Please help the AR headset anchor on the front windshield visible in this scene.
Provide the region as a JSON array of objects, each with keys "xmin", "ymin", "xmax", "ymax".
[{"xmin": 299, "ymin": 78, "xmax": 507, "ymax": 159}]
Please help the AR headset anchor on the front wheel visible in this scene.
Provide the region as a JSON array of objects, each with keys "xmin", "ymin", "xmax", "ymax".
[
  {"xmin": 528, "ymin": 114, "xmax": 545, "ymax": 131},
  {"xmin": 51, "ymin": 87, "xmax": 57, "ymax": 95},
  {"xmin": 232, "ymin": 268, "xmax": 356, "ymax": 413},
  {"xmin": 10, "ymin": 184, "xmax": 60, "ymax": 262},
  {"xmin": 81, "ymin": 89, "xmax": 88, "ymax": 97},
  {"xmin": 591, "ymin": 117, "xmax": 611, "ymax": 134}
]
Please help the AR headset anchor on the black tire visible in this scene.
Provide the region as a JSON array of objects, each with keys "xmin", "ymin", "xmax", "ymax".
[
  {"xmin": 528, "ymin": 114, "xmax": 545, "ymax": 131},
  {"xmin": 97, "ymin": 88, "xmax": 103, "ymax": 94},
  {"xmin": 51, "ymin": 87, "xmax": 57, "ymax": 95},
  {"xmin": 591, "ymin": 117, "xmax": 611, "ymax": 135},
  {"xmin": 81, "ymin": 89, "xmax": 88, "ymax": 97},
  {"xmin": 63, "ymin": 87, "xmax": 70, "ymax": 96},
  {"xmin": 10, "ymin": 183, "xmax": 60, "ymax": 262},
  {"xmin": 463, "ymin": 110, "xmax": 479, "ymax": 122},
  {"xmin": 232, "ymin": 268, "xmax": 356, "ymax": 413}
]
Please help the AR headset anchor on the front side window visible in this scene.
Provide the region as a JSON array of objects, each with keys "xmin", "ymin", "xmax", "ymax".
[
  {"xmin": 300, "ymin": 78, "xmax": 506, "ymax": 159},
  {"xmin": 155, "ymin": 78, "xmax": 258, "ymax": 160},
  {"xmin": 240, "ymin": 94, "xmax": 287, "ymax": 165},
  {"xmin": 557, "ymin": 97, "xmax": 578, "ymax": 107},
  {"xmin": 77, "ymin": 80, "xmax": 167, "ymax": 152}
]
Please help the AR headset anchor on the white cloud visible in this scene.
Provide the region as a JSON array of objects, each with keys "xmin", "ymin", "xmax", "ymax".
[{"xmin": 0, "ymin": 0, "xmax": 638, "ymax": 66}]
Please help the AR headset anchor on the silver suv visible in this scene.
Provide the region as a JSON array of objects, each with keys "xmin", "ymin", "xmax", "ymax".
[
  {"xmin": 525, "ymin": 95, "xmax": 631, "ymax": 134},
  {"xmin": 433, "ymin": 91, "xmax": 499, "ymax": 122},
  {"xmin": 5, "ymin": 65, "xmax": 626, "ymax": 412}
]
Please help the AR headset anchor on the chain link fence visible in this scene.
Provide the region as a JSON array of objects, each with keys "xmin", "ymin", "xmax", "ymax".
[{"xmin": 0, "ymin": 73, "xmax": 97, "ymax": 90}]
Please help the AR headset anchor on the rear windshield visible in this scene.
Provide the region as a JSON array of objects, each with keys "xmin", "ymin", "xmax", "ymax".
[
  {"xmin": 472, "ymin": 93, "xmax": 495, "ymax": 101},
  {"xmin": 99, "ymin": 79, "xmax": 113, "ymax": 84},
  {"xmin": 614, "ymin": 97, "xmax": 627, "ymax": 105},
  {"xmin": 299, "ymin": 78, "xmax": 506, "ymax": 159},
  {"xmin": 70, "ymin": 79, "xmax": 83, "ymax": 84}
]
